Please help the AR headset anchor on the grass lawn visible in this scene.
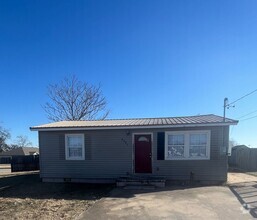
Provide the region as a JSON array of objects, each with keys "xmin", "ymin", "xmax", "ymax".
[{"xmin": 0, "ymin": 172, "xmax": 113, "ymax": 220}]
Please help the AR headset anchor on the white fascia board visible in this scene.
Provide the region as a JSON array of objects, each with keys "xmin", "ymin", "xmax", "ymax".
[{"xmin": 30, "ymin": 122, "xmax": 238, "ymax": 131}]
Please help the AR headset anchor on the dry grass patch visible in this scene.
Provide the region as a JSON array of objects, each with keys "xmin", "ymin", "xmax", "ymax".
[{"xmin": 0, "ymin": 173, "xmax": 113, "ymax": 220}]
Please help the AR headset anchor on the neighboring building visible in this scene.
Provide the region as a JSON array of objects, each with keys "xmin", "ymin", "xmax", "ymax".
[
  {"xmin": 229, "ymin": 145, "xmax": 248, "ymax": 166},
  {"xmin": 229, "ymin": 145, "xmax": 257, "ymax": 171},
  {"xmin": 0, "ymin": 147, "xmax": 39, "ymax": 163},
  {"xmin": 30, "ymin": 114, "xmax": 237, "ymax": 184}
]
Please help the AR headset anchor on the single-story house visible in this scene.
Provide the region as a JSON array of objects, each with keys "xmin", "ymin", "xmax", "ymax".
[
  {"xmin": 0, "ymin": 147, "xmax": 39, "ymax": 164},
  {"xmin": 30, "ymin": 114, "xmax": 238, "ymax": 184}
]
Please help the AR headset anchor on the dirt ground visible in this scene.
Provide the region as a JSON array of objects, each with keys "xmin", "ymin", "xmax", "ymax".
[
  {"xmin": 0, "ymin": 164, "xmax": 11, "ymax": 175},
  {"xmin": 0, "ymin": 172, "xmax": 113, "ymax": 220},
  {"xmin": 0, "ymin": 169, "xmax": 256, "ymax": 220},
  {"xmin": 227, "ymin": 171, "xmax": 257, "ymax": 184}
]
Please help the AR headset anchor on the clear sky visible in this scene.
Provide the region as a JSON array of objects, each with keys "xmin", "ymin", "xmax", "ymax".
[{"xmin": 0, "ymin": 0, "xmax": 257, "ymax": 147}]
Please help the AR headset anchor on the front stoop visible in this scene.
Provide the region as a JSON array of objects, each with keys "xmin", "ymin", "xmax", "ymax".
[{"xmin": 116, "ymin": 176, "xmax": 166, "ymax": 188}]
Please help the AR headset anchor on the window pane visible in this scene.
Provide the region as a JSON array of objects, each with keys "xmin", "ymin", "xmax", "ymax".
[
  {"xmin": 69, "ymin": 147, "xmax": 82, "ymax": 157},
  {"xmin": 190, "ymin": 134, "xmax": 207, "ymax": 145},
  {"xmin": 67, "ymin": 136, "xmax": 83, "ymax": 148},
  {"xmin": 168, "ymin": 145, "xmax": 184, "ymax": 158},
  {"xmin": 189, "ymin": 133, "xmax": 207, "ymax": 157},
  {"xmin": 66, "ymin": 135, "xmax": 84, "ymax": 159},
  {"xmin": 189, "ymin": 145, "xmax": 206, "ymax": 157},
  {"xmin": 138, "ymin": 136, "xmax": 149, "ymax": 142},
  {"xmin": 168, "ymin": 135, "xmax": 184, "ymax": 145}
]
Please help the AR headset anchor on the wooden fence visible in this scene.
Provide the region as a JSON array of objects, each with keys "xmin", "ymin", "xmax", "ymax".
[
  {"xmin": 11, "ymin": 155, "xmax": 39, "ymax": 172},
  {"xmin": 0, "ymin": 157, "xmax": 11, "ymax": 164},
  {"xmin": 229, "ymin": 147, "xmax": 257, "ymax": 171}
]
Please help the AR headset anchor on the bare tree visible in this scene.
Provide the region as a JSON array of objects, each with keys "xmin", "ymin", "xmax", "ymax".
[
  {"xmin": 0, "ymin": 126, "xmax": 11, "ymax": 152},
  {"xmin": 44, "ymin": 75, "xmax": 109, "ymax": 121},
  {"xmin": 15, "ymin": 135, "xmax": 32, "ymax": 148}
]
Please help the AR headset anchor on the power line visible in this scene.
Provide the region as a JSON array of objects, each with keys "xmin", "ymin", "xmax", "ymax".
[
  {"xmin": 237, "ymin": 109, "xmax": 257, "ymax": 119},
  {"xmin": 223, "ymin": 88, "xmax": 257, "ymax": 121},
  {"xmin": 240, "ymin": 115, "xmax": 257, "ymax": 122},
  {"xmin": 229, "ymin": 88, "xmax": 257, "ymax": 106}
]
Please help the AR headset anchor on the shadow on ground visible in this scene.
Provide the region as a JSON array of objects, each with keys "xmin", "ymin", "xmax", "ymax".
[
  {"xmin": 229, "ymin": 181, "xmax": 257, "ymax": 218},
  {"xmin": 0, "ymin": 173, "xmax": 113, "ymax": 200},
  {"xmin": 227, "ymin": 169, "xmax": 257, "ymax": 218},
  {"xmin": 0, "ymin": 172, "xmax": 223, "ymax": 201}
]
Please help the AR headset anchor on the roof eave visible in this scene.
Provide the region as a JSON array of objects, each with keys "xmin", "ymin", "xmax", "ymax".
[{"xmin": 30, "ymin": 121, "xmax": 238, "ymax": 131}]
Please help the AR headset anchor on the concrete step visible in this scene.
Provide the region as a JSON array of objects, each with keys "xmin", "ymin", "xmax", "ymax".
[
  {"xmin": 116, "ymin": 177, "xmax": 166, "ymax": 188},
  {"xmin": 123, "ymin": 185, "xmax": 156, "ymax": 190}
]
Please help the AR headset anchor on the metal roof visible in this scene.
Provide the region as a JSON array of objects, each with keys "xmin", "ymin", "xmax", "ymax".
[{"xmin": 30, "ymin": 114, "xmax": 238, "ymax": 131}]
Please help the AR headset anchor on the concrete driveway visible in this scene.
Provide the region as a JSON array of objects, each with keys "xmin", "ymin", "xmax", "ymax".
[
  {"xmin": 77, "ymin": 181, "xmax": 253, "ymax": 220},
  {"xmin": 228, "ymin": 172, "xmax": 257, "ymax": 218}
]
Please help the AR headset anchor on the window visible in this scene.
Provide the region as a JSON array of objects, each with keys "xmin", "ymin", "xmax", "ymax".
[
  {"xmin": 167, "ymin": 134, "xmax": 185, "ymax": 158},
  {"xmin": 138, "ymin": 136, "xmax": 149, "ymax": 142},
  {"xmin": 65, "ymin": 134, "xmax": 85, "ymax": 160},
  {"xmin": 189, "ymin": 134, "xmax": 207, "ymax": 158},
  {"xmin": 165, "ymin": 131, "xmax": 210, "ymax": 160}
]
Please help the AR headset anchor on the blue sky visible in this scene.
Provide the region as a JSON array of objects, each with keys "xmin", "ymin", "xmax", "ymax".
[{"xmin": 0, "ymin": 0, "xmax": 257, "ymax": 147}]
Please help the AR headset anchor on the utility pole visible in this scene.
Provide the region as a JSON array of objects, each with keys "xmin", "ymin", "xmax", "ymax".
[
  {"xmin": 223, "ymin": 97, "xmax": 228, "ymax": 122},
  {"xmin": 223, "ymin": 97, "xmax": 235, "ymax": 155},
  {"xmin": 223, "ymin": 98, "xmax": 229, "ymax": 155}
]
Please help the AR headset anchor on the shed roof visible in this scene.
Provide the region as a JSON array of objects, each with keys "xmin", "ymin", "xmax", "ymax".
[
  {"xmin": 0, "ymin": 147, "xmax": 39, "ymax": 156},
  {"xmin": 30, "ymin": 114, "xmax": 238, "ymax": 131},
  {"xmin": 232, "ymin": 145, "xmax": 249, "ymax": 149}
]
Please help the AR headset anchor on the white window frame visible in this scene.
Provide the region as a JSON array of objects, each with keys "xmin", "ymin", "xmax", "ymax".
[
  {"xmin": 65, "ymin": 134, "xmax": 85, "ymax": 160},
  {"xmin": 165, "ymin": 130, "xmax": 211, "ymax": 160},
  {"xmin": 166, "ymin": 133, "xmax": 186, "ymax": 159}
]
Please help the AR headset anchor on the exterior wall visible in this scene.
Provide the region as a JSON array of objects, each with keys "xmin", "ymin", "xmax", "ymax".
[{"xmin": 39, "ymin": 126, "xmax": 229, "ymax": 182}]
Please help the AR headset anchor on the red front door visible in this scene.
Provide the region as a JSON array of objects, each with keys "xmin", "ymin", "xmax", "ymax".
[{"xmin": 134, "ymin": 134, "xmax": 152, "ymax": 173}]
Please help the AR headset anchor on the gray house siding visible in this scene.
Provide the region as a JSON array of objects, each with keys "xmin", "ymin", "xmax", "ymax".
[{"xmin": 39, "ymin": 126, "xmax": 229, "ymax": 183}]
